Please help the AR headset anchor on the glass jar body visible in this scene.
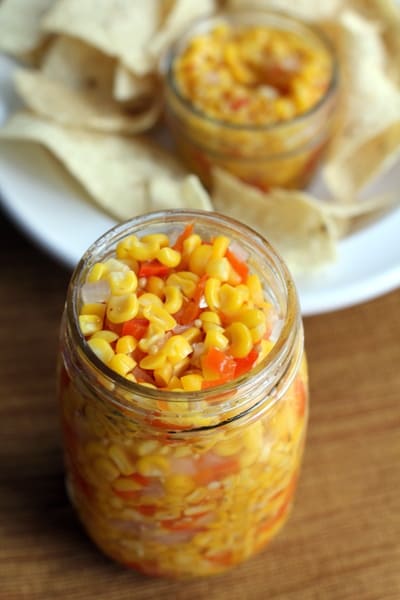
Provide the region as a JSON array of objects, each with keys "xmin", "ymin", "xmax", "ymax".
[
  {"xmin": 164, "ymin": 11, "xmax": 338, "ymax": 191},
  {"xmin": 57, "ymin": 211, "xmax": 309, "ymax": 578}
]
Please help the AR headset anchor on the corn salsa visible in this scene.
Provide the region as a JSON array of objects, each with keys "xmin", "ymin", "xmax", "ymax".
[
  {"xmin": 165, "ymin": 12, "xmax": 337, "ymax": 191},
  {"xmin": 58, "ymin": 213, "xmax": 308, "ymax": 577}
]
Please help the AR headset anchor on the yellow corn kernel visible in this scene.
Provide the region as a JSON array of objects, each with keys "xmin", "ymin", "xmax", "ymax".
[
  {"xmin": 146, "ymin": 276, "xmax": 165, "ymax": 298},
  {"xmin": 250, "ymin": 322, "xmax": 267, "ymax": 343},
  {"xmin": 200, "ymin": 311, "xmax": 221, "ymax": 327},
  {"xmin": 116, "ymin": 235, "xmax": 136, "ymax": 259},
  {"xmin": 237, "ymin": 308, "xmax": 265, "ymax": 329},
  {"xmin": 164, "ymin": 474, "xmax": 196, "ymax": 496},
  {"xmin": 182, "ymin": 233, "xmax": 202, "ymax": 257},
  {"xmin": 79, "ymin": 314, "xmax": 103, "ymax": 335},
  {"xmin": 172, "ymin": 357, "xmax": 190, "ymax": 377},
  {"xmin": 137, "ymin": 323, "xmax": 164, "ymax": 354},
  {"xmin": 219, "ymin": 283, "xmax": 248, "ymax": 316},
  {"xmin": 181, "ymin": 374, "xmax": 203, "ymax": 391},
  {"xmin": 104, "ymin": 258, "xmax": 130, "ymax": 273},
  {"xmin": 214, "ymin": 436, "xmax": 243, "ymax": 457},
  {"xmin": 189, "ymin": 244, "xmax": 213, "ymax": 276},
  {"xmin": 108, "ymin": 353, "xmax": 136, "ymax": 376},
  {"xmin": 154, "ymin": 362, "xmax": 173, "ymax": 387},
  {"xmin": 112, "ymin": 477, "xmax": 141, "ymax": 492},
  {"xmin": 140, "ymin": 352, "xmax": 168, "ymax": 370},
  {"xmin": 136, "ymin": 439, "xmax": 161, "ymax": 456},
  {"xmin": 87, "ymin": 337, "xmax": 115, "ymax": 363},
  {"xmin": 204, "ymin": 277, "xmax": 221, "ymax": 311},
  {"xmin": 246, "ymin": 273, "xmax": 264, "ymax": 304},
  {"xmin": 167, "ymin": 375, "xmax": 183, "ymax": 390},
  {"xmin": 225, "ymin": 322, "xmax": 253, "ymax": 358},
  {"xmin": 227, "ymin": 264, "xmax": 243, "ymax": 286},
  {"xmin": 116, "ymin": 335, "xmax": 137, "ymax": 354},
  {"xmin": 156, "ymin": 247, "xmax": 181, "ymax": 268},
  {"xmin": 205, "ymin": 257, "xmax": 231, "ymax": 281},
  {"xmin": 138, "ymin": 292, "xmax": 163, "ymax": 312},
  {"xmin": 259, "ymin": 339, "xmax": 275, "ymax": 361},
  {"xmin": 167, "ymin": 272, "xmax": 199, "ymax": 298},
  {"xmin": 124, "ymin": 373, "xmax": 137, "ymax": 383},
  {"xmin": 81, "ymin": 303, "xmax": 106, "ymax": 319},
  {"xmin": 108, "ymin": 445, "xmax": 135, "ymax": 476},
  {"xmin": 141, "ymin": 233, "xmax": 169, "ymax": 248},
  {"xmin": 87, "ymin": 262, "xmax": 108, "ymax": 282},
  {"xmin": 90, "ymin": 330, "xmax": 119, "ymax": 343},
  {"xmin": 108, "ymin": 270, "xmax": 137, "ymax": 296},
  {"xmin": 142, "ymin": 304, "xmax": 176, "ymax": 331},
  {"xmin": 125, "ymin": 236, "xmax": 159, "ymax": 261},
  {"xmin": 162, "ymin": 335, "xmax": 192, "ymax": 364},
  {"xmin": 181, "ymin": 327, "xmax": 202, "ymax": 344},
  {"xmin": 211, "ymin": 235, "xmax": 230, "ymax": 258},
  {"xmin": 136, "ymin": 455, "xmax": 170, "ymax": 477},
  {"xmin": 163, "ymin": 285, "xmax": 183, "ymax": 314},
  {"xmin": 92, "ymin": 457, "xmax": 119, "ymax": 481},
  {"xmin": 106, "ymin": 293, "xmax": 139, "ymax": 324},
  {"xmin": 204, "ymin": 328, "xmax": 229, "ymax": 350}
]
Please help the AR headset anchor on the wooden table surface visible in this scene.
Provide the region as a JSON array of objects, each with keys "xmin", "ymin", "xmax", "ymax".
[{"xmin": 1, "ymin": 211, "xmax": 399, "ymax": 600}]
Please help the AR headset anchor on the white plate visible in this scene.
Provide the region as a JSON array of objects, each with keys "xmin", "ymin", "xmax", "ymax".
[{"xmin": 1, "ymin": 53, "xmax": 400, "ymax": 316}]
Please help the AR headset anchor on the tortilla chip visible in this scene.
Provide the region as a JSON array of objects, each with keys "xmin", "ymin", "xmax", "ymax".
[
  {"xmin": 0, "ymin": 112, "xmax": 185, "ymax": 221},
  {"xmin": 149, "ymin": 0, "xmax": 217, "ymax": 59},
  {"xmin": 212, "ymin": 168, "xmax": 336, "ymax": 274},
  {"xmin": 148, "ymin": 174, "xmax": 213, "ymax": 211},
  {"xmin": 224, "ymin": 0, "xmax": 343, "ymax": 21},
  {"xmin": 0, "ymin": 0, "xmax": 53, "ymax": 58},
  {"xmin": 41, "ymin": 36, "xmax": 116, "ymax": 94},
  {"xmin": 14, "ymin": 69, "xmax": 162, "ymax": 134},
  {"xmin": 349, "ymin": 0, "xmax": 400, "ymax": 85},
  {"xmin": 41, "ymin": 0, "xmax": 162, "ymax": 76},
  {"xmin": 113, "ymin": 64, "xmax": 158, "ymax": 104},
  {"xmin": 323, "ymin": 10, "xmax": 400, "ymax": 199}
]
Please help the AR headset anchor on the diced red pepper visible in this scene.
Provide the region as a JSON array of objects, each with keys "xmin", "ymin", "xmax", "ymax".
[
  {"xmin": 234, "ymin": 348, "xmax": 259, "ymax": 378},
  {"xmin": 175, "ymin": 274, "xmax": 208, "ymax": 325},
  {"xmin": 121, "ymin": 317, "xmax": 149, "ymax": 340},
  {"xmin": 202, "ymin": 347, "xmax": 236, "ymax": 382},
  {"xmin": 205, "ymin": 550, "xmax": 234, "ymax": 567},
  {"xmin": 129, "ymin": 473, "xmax": 152, "ymax": 487},
  {"xmin": 226, "ymin": 248, "xmax": 249, "ymax": 282},
  {"xmin": 172, "ymin": 223, "xmax": 194, "ymax": 252},
  {"xmin": 135, "ymin": 505, "xmax": 158, "ymax": 517},
  {"xmin": 138, "ymin": 260, "xmax": 170, "ymax": 278},
  {"xmin": 230, "ymin": 97, "xmax": 249, "ymax": 111}
]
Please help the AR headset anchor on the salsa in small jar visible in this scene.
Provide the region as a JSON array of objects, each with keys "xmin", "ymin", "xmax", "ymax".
[
  {"xmin": 58, "ymin": 210, "xmax": 308, "ymax": 578},
  {"xmin": 164, "ymin": 10, "xmax": 338, "ymax": 191}
]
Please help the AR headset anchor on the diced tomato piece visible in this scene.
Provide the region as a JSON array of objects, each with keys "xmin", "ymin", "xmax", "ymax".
[
  {"xmin": 138, "ymin": 260, "xmax": 170, "ymax": 278},
  {"xmin": 121, "ymin": 317, "xmax": 149, "ymax": 340},
  {"xmin": 226, "ymin": 249, "xmax": 249, "ymax": 282},
  {"xmin": 177, "ymin": 300, "xmax": 201, "ymax": 325},
  {"xmin": 202, "ymin": 347, "xmax": 236, "ymax": 381},
  {"xmin": 234, "ymin": 348, "xmax": 259, "ymax": 378}
]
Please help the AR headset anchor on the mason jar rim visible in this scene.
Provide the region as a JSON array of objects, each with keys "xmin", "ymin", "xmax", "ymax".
[
  {"xmin": 66, "ymin": 210, "xmax": 301, "ymax": 423},
  {"xmin": 164, "ymin": 8, "xmax": 339, "ymax": 133}
]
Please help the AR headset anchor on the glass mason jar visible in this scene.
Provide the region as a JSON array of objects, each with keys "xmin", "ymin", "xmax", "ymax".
[
  {"xmin": 58, "ymin": 210, "xmax": 309, "ymax": 578},
  {"xmin": 164, "ymin": 10, "xmax": 338, "ymax": 191}
]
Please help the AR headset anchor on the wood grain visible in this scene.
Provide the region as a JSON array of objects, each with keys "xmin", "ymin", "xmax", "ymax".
[{"xmin": 0, "ymin": 212, "xmax": 399, "ymax": 600}]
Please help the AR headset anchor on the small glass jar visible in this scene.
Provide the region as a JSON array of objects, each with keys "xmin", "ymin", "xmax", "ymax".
[
  {"xmin": 58, "ymin": 210, "xmax": 309, "ymax": 578},
  {"xmin": 164, "ymin": 10, "xmax": 338, "ymax": 191}
]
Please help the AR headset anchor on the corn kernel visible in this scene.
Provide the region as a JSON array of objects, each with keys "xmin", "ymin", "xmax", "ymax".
[
  {"xmin": 167, "ymin": 272, "xmax": 199, "ymax": 298},
  {"xmin": 141, "ymin": 233, "xmax": 169, "ymax": 248},
  {"xmin": 246, "ymin": 274, "xmax": 264, "ymax": 304},
  {"xmin": 219, "ymin": 283, "xmax": 248, "ymax": 316},
  {"xmin": 163, "ymin": 285, "xmax": 183, "ymax": 314},
  {"xmin": 140, "ymin": 352, "xmax": 168, "ymax": 370},
  {"xmin": 189, "ymin": 244, "xmax": 213, "ymax": 276},
  {"xmin": 88, "ymin": 337, "xmax": 115, "ymax": 363},
  {"xmin": 181, "ymin": 374, "xmax": 203, "ymax": 391},
  {"xmin": 146, "ymin": 276, "xmax": 165, "ymax": 298},
  {"xmin": 206, "ymin": 257, "xmax": 231, "ymax": 281},
  {"xmin": 142, "ymin": 304, "xmax": 176, "ymax": 331},
  {"xmin": 214, "ymin": 437, "xmax": 243, "ymax": 457},
  {"xmin": 108, "ymin": 270, "xmax": 137, "ymax": 296},
  {"xmin": 157, "ymin": 247, "xmax": 181, "ymax": 268},
  {"xmin": 164, "ymin": 474, "xmax": 196, "ymax": 496},
  {"xmin": 81, "ymin": 303, "xmax": 106, "ymax": 319},
  {"xmin": 107, "ymin": 293, "xmax": 139, "ymax": 324},
  {"xmin": 204, "ymin": 277, "xmax": 221, "ymax": 311},
  {"xmin": 104, "ymin": 258, "xmax": 130, "ymax": 273},
  {"xmin": 204, "ymin": 328, "xmax": 229, "ymax": 350},
  {"xmin": 138, "ymin": 292, "xmax": 163, "ymax": 311},
  {"xmin": 92, "ymin": 457, "xmax": 119, "ymax": 481},
  {"xmin": 108, "ymin": 353, "xmax": 136, "ymax": 376},
  {"xmin": 108, "ymin": 445, "xmax": 135, "ymax": 476},
  {"xmin": 154, "ymin": 362, "xmax": 173, "ymax": 387},
  {"xmin": 126, "ymin": 236, "xmax": 159, "ymax": 261},
  {"xmin": 181, "ymin": 327, "xmax": 202, "ymax": 344},
  {"xmin": 136, "ymin": 455, "xmax": 170, "ymax": 477},
  {"xmin": 116, "ymin": 335, "xmax": 137, "ymax": 354},
  {"xmin": 225, "ymin": 322, "xmax": 253, "ymax": 358},
  {"xmin": 211, "ymin": 235, "xmax": 230, "ymax": 258},
  {"xmin": 87, "ymin": 262, "xmax": 108, "ymax": 282},
  {"xmin": 136, "ymin": 439, "xmax": 161, "ymax": 456},
  {"xmin": 79, "ymin": 314, "xmax": 103, "ymax": 335},
  {"xmin": 90, "ymin": 330, "xmax": 119, "ymax": 343},
  {"xmin": 162, "ymin": 335, "xmax": 192, "ymax": 364}
]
